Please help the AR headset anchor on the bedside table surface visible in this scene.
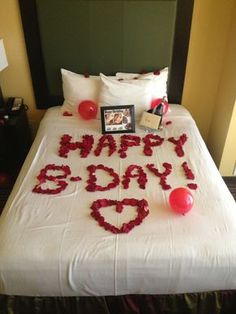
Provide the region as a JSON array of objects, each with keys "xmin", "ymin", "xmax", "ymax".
[{"xmin": 0, "ymin": 108, "xmax": 32, "ymax": 176}]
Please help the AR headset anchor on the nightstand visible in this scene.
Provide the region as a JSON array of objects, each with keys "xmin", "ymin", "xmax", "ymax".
[
  {"xmin": 223, "ymin": 176, "xmax": 236, "ymax": 201},
  {"xmin": 0, "ymin": 106, "xmax": 32, "ymax": 183}
]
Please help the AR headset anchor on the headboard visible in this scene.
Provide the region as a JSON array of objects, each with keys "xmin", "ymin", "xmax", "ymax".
[{"xmin": 19, "ymin": 0, "xmax": 194, "ymax": 109}]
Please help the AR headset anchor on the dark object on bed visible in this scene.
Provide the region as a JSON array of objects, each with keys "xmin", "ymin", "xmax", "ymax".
[
  {"xmin": 19, "ymin": 0, "xmax": 194, "ymax": 109},
  {"xmin": 100, "ymin": 105, "xmax": 135, "ymax": 134}
]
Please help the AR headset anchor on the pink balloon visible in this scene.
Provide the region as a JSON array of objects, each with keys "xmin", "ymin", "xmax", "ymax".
[
  {"xmin": 78, "ymin": 100, "xmax": 98, "ymax": 120},
  {"xmin": 169, "ymin": 187, "xmax": 194, "ymax": 215},
  {"xmin": 151, "ymin": 98, "xmax": 169, "ymax": 115}
]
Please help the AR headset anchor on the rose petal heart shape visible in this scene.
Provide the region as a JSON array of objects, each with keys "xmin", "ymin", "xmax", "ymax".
[{"xmin": 90, "ymin": 198, "xmax": 149, "ymax": 234}]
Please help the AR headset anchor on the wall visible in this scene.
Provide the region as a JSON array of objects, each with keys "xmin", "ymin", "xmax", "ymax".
[
  {"xmin": 208, "ymin": 2, "xmax": 236, "ymax": 176},
  {"xmin": 0, "ymin": 0, "xmax": 45, "ymax": 134},
  {"xmin": 219, "ymin": 102, "xmax": 236, "ymax": 175},
  {"xmin": 182, "ymin": 0, "xmax": 236, "ymax": 175},
  {"xmin": 182, "ymin": 0, "xmax": 234, "ymax": 141}
]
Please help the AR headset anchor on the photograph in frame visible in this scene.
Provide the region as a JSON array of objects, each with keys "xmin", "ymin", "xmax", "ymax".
[{"xmin": 100, "ymin": 105, "xmax": 135, "ymax": 134}]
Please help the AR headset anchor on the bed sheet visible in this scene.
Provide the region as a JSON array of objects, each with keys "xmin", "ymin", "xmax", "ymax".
[{"xmin": 0, "ymin": 105, "xmax": 236, "ymax": 297}]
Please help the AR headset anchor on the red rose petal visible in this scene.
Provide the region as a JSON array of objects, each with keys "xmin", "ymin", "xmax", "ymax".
[
  {"xmin": 90, "ymin": 198, "xmax": 149, "ymax": 234},
  {"xmin": 187, "ymin": 183, "xmax": 198, "ymax": 190},
  {"xmin": 62, "ymin": 111, "xmax": 73, "ymax": 116}
]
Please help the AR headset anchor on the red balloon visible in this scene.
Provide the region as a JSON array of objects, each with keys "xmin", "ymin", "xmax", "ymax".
[
  {"xmin": 151, "ymin": 98, "xmax": 169, "ymax": 115},
  {"xmin": 78, "ymin": 100, "xmax": 98, "ymax": 120},
  {"xmin": 169, "ymin": 187, "xmax": 194, "ymax": 215}
]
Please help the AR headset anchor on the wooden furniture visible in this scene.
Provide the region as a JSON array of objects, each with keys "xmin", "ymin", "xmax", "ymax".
[
  {"xmin": 223, "ymin": 176, "xmax": 236, "ymax": 201},
  {"xmin": 0, "ymin": 107, "xmax": 31, "ymax": 181}
]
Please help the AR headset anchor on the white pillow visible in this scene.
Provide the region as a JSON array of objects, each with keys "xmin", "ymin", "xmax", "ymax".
[
  {"xmin": 61, "ymin": 68, "xmax": 101, "ymax": 114},
  {"xmin": 99, "ymin": 73, "xmax": 153, "ymax": 119},
  {"xmin": 116, "ymin": 67, "xmax": 168, "ymax": 100}
]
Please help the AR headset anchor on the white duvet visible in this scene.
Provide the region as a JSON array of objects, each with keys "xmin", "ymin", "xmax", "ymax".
[{"xmin": 0, "ymin": 105, "xmax": 236, "ymax": 297}]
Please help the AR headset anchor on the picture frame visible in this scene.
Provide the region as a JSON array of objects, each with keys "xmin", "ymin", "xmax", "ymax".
[{"xmin": 100, "ymin": 105, "xmax": 135, "ymax": 134}]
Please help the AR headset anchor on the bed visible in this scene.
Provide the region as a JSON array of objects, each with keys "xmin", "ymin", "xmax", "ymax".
[
  {"xmin": 1, "ymin": 103, "xmax": 236, "ymax": 312},
  {"xmin": 1, "ymin": 0, "xmax": 236, "ymax": 313}
]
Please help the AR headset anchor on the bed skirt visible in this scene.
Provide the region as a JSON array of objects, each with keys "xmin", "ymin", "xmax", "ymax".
[{"xmin": 1, "ymin": 291, "xmax": 236, "ymax": 314}]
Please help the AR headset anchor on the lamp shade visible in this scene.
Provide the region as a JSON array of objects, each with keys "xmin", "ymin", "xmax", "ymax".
[{"xmin": 0, "ymin": 39, "xmax": 8, "ymax": 71}]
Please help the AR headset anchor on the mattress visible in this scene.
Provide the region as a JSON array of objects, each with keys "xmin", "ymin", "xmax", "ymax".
[{"xmin": 0, "ymin": 105, "xmax": 235, "ymax": 297}]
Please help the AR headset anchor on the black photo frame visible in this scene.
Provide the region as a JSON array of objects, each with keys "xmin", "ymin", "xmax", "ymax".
[{"xmin": 100, "ymin": 105, "xmax": 135, "ymax": 134}]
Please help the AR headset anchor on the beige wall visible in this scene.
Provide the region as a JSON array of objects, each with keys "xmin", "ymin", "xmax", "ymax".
[
  {"xmin": 208, "ymin": 2, "xmax": 236, "ymax": 175},
  {"xmin": 0, "ymin": 0, "xmax": 45, "ymax": 134},
  {"xmin": 219, "ymin": 102, "xmax": 236, "ymax": 175},
  {"xmin": 182, "ymin": 0, "xmax": 234, "ymax": 140},
  {"xmin": 0, "ymin": 0, "xmax": 235, "ymax": 174},
  {"xmin": 183, "ymin": 0, "xmax": 236, "ymax": 175}
]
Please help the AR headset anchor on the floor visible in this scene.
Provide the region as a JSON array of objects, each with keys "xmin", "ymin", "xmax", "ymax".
[
  {"xmin": 0, "ymin": 176, "xmax": 235, "ymax": 215},
  {"xmin": 223, "ymin": 176, "xmax": 236, "ymax": 201}
]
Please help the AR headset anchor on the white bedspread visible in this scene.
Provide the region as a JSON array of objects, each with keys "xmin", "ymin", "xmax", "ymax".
[{"xmin": 0, "ymin": 105, "xmax": 236, "ymax": 297}]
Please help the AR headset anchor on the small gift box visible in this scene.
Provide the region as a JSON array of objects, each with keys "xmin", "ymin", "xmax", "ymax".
[{"xmin": 139, "ymin": 103, "xmax": 164, "ymax": 130}]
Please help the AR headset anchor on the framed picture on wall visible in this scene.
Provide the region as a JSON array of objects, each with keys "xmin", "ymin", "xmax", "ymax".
[{"xmin": 100, "ymin": 105, "xmax": 135, "ymax": 134}]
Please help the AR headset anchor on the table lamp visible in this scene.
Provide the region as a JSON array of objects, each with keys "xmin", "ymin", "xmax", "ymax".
[{"xmin": 0, "ymin": 39, "xmax": 8, "ymax": 108}]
